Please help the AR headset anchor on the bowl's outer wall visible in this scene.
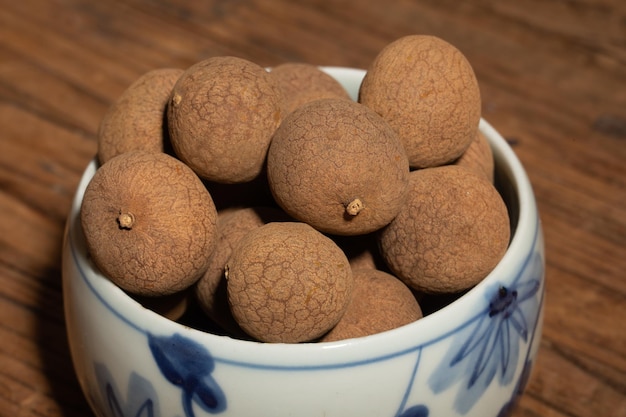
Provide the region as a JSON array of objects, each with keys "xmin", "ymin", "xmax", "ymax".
[{"xmin": 62, "ymin": 67, "xmax": 545, "ymax": 417}]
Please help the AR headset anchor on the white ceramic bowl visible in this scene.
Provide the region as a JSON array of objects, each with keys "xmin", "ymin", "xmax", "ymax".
[{"xmin": 62, "ymin": 67, "xmax": 545, "ymax": 417}]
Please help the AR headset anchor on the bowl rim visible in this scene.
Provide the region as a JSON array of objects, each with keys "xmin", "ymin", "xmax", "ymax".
[{"xmin": 65, "ymin": 67, "xmax": 540, "ymax": 369}]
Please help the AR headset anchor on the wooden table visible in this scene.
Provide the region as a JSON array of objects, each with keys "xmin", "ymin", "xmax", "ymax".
[{"xmin": 1, "ymin": 1, "xmax": 624, "ymax": 416}]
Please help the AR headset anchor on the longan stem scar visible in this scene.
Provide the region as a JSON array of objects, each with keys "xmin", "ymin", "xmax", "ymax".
[
  {"xmin": 345, "ymin": 198, "xmax": 364, "ymax": 216},
  {"xmin": 117, "ymin": 212, "xmax": 135, "ymax": 229}
]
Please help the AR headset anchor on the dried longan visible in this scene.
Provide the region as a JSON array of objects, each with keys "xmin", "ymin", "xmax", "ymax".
[
  {"xmin": 195, "ymin": 206, "xmax": 291, "ymax": 335},
  {"xmin": 97, "ymin": 68, "xmax": 183, "ymax": 164},
  {"xmin": 321, "ymin": 269, "xmax": 422, "ymax": 342},
  {"xmin": 359, "ymin": 35, "xmax": 481, "ymax": 168},
  {"xmin": 378, "ymin": 165, "xmax": 510, "ymax": 294},
  {"xmin": 226, "ymin": 222, "xmax": 353, "ymax": 343},
  {"xmin": 331, "ymin": 233, "xmax": 385, "ymax": 271},
  {"xmin": 80, "ymin": 151, "xmax": 218, "ymax": 296},
  {"xmin": 269, "ymin": 62, "xmax": 351, "ymax": 115},
  {"xmin": 267, "ymin": 98, "xmax": 409, "ymax": 236},
  {"xmin": 168, "ymin": 56, "xmax": 283, "ymax": 183},
  {"xmin": 132, "ymin": 290, "xmax": 190, "ymax": 321},
  {"xmin": 454, "ymin": 130, "xmax": 494, "ymax": 183}
]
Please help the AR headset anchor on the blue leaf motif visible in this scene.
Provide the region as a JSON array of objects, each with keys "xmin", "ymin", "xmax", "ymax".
[
  {"xmin": 428, "ymin": 251, "xmax": 543, "ymax": 415},
  {"xmin": 105, "ymin": 388, "xmax": 154, "ymax": 417},
  {"xmin": 398, "ymin": 404, "xmax": 429, "ymax": 417},
  {"xmin": 497, "ymin": 360, "xmax": 534, "ymax": 417},
  {"xmin": 148, "ymin": 333, "xmax": 227, "ymax": 416},
  {"xmin": 94, "ymin": 363, "xmax": 159, "ymax": 417}
]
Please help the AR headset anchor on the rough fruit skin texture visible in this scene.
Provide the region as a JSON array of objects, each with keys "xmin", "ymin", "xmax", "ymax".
[
  {"xmin": 359, "ymin": 35, "xmax": 481, "ymax": 169},
  {"xmin": 80, "ymin": 151, "xmax": 218, "ymax": 297},
  {"xmin": 267, "ymin": 98, "xmax": 410, "ymax": 236},
  {"xmin": 167, "ymin": 56, "xmax": 283, "ymax": 183},
  {"xmin": 454, "ymin": 130, "xmax": 495, "ymax": 183},
  {"xmin": 194, "ymin": 206, "xmax": 290, "ymax": 335},
  {"xmin": 269, "ymin": 62, "xmax": 352, "ymax": 115},
  {"xmin": 97, "ymin": 68, "xmax": 184, "ymax": 165},
  {"xmin": 321, "ymin": 269, "xmax": 423, "ymax": 342},
  {"xmin": 378, "ymin": 165, "xmax": 510, "ymax": 294},
  {"xmin": 226, "ymin": 222, "xmax": 353, "ymax": 343}
]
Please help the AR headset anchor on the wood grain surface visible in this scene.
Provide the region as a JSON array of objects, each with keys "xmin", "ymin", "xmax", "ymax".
[{"xmin": 0, "ymin": 0, "xmax": 624, "ymax": 416}]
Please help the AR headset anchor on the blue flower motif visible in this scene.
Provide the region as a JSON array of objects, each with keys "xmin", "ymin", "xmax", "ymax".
[
  {"xmin": 394, "ymin": 347, "xmax": 430, "ymax": 417},
  {"xmin": 428, "ymin": 252, "xmax": 543, "ymax": 414},
  {"xmin": 94, "ymin": 363, "xmax": 160, "ymax": 417},
  {"xmin": 398, "ymin": 404, "xmax": 429, "ymax": 417},
  {"xmin": 497, "ymin": 359, "xmax": 534, "ymax": 417},
  {"xmin": 148, "ymin": 333, "xmax": 227, "ymax": 416}
]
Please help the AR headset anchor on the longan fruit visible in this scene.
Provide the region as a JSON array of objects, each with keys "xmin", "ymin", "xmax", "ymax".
[
  {"xmin": 226, "ymin": 222, "xmax": 353, "ymax": 343},
  {"xmin": 80, "ymin": 151, "xmax": 218, "ymax": 297},
  {"xmin": 131, "ymin": 290, "xmax": 191, "ymax": 321},
  {"xmin": 359, "ymin": 35, "xmax": 481, "ymax": 168},
  {"xmin": 267, "ymin": 98, "xmax": 410, "ymax": 236},
  {"xmin": 454, "ymin": 130, "xmax": 494, "ymax": 183},
  {"xmin": 378, "ymin": 165, "xmax": 510, "ymax": 294},
  {"xmin": 331, "ymin": 233, "xmax": 386, "ymax": 272},
  {"xmin": 167, "ymin": 56, "xmax": 283, "ymax": 183},
  {"xmin": 269, "ymin": 62, "xmax": 351, "ymax": 115},
  {"xmin": 97, "ymin": 68, "xmax": 183, "ymax": 164},
  {"xmin": 194, "ymin": 206, "xmax": 291, "ymax": 335},
  {"xmin": 320, "ymin": 269, "xmax": 422, "ymax": 342}
]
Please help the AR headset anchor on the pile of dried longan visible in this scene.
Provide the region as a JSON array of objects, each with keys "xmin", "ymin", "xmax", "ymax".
[{"xmin": 81, "ymin": 35, "xmax": 510, "ymax": 343}]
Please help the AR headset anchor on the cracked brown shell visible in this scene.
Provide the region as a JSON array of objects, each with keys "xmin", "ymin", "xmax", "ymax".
[
  {"xmin": 167, "ymin": 56, "xmax": 283, "ymax": 183},
  {"xmin": 267, "ymin": 98, "xmax": 410, "ymax": 236},
  {"xmin": 225, "ymin": 222, "xmax": 353, "ymax": 343},
  {"xmin": 80, "ymin": 151, "xmax": 218, "ymax": 297},
  {"xmin": 454, "ymin": 130, "xmax": 494, "ymax": 183},
  {"xmin": 320, "ymin": 269, "xmax": 423, "ymax": 342},
  {"xmin": 378, "ymin": 165, "xmax": 510, "ymax": 294},
  {"xmin": 97, "ymin": 68, "xmax": 183, "ymax": 164},
  {"xmin": 359, "ymin": 35, "xmax": 481, "ymax": 169},
  {"xmin": 194, "ymin": 206, "xmax": 291, "ymax": 336},
  {"xmin": 269, "ymin": 62, "xmax": 352, "ymax": 115}
]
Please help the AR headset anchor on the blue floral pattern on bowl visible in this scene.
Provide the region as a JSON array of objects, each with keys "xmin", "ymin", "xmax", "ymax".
[
  {"xmin": 91, "ymin": 333, "xmax": 227, "ymax": 417},
  {"xmin": 428, "ymin": 252, "xmax": 542, "ymax": 414},
  {"xmin": 497, "ymin": 359, "xmax": 534, "ymax": 417},
  {"xmin": 399, "ymin": 405, "xmax": 430, "ymax": 417},
  {"xmin": 94, "ymin": 363, "xmax": 160, "ymax": 417},
  {"xmin": 148, "ymin": 333, "xmax": 226, "ymax": 416},
  {"xmin": 81, "ymin": 227, "xmax": 543, "ymax": 417}
]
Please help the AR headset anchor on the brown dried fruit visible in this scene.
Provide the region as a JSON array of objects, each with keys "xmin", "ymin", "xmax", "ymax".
[
  {"xmin": 195, "ymin": 206, "xmax": 291, "ymax": 335},
  {"xmin": 226, "ymin": 222, "xmax": 353, "ymax": 343},
  {"xmin": 269, "ymin": 62, "xmax": 351, "ymax": 115},
  {"xmin": 132, "ymin": 290, "xmax": 190, "ymax": 321},
  {"xmin": 359, "ymin": 35, "xmax": 481, "ymax": 168},
  {"xmin": 267, "ymin": 98, "xmax": 409, "ymax": 236},
  {"xmin": 331, "ymin": 233, "xmax": 386, "ymax": 272},
  {"xmin": 167, "ymin": 56, "xmax": 283, "ymax": 183},
  {"xmin": 97, "ymin": 68, "xmax": 183, "ymax": 164},
  {"xmin": 80, "ymin": 151, "xmax": 218, "ymax": 296},
  {"xmin": 378, "ymin": 165, "xmax": 510, "ymax": 294},
  {"xmin": 454, "ymin": 130, "xmax": 494, "ymax": 183},
  {"xmin": 321, "ymin": 269, "xmax": 422, "ymax": 342}
]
